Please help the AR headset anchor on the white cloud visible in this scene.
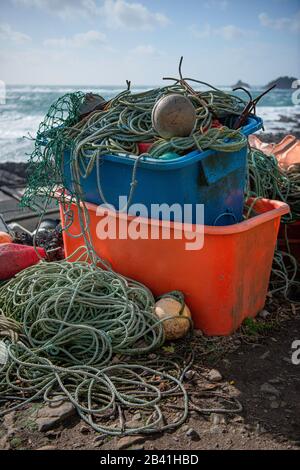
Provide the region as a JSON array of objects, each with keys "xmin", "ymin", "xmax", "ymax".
[
  {"xmin": 13, "ymin": 0, "xmax": 171, "ymax": 29},
  {"xmin": 130, "ymin": 45, "xmax": 156, "ymax": 55},
  {"xmin": 102, "ymin": 0, "xmax": 170, "ymax": 30},
  {"xmin": 205, "ymin": 0, "xmax": 228, "ymax": 10},
  {"xmin": 0, "ymin": 23, "xmax": 31, "ymax": 44},
  {"xmin": 12, "ymin": 0, "xmax": 97, "ymax": 19},
  {"xmin": 259, "ymin": 11, "xmax": 300, "ymax": 33},
  {"xmin": 44, "ymin": 30, "xmax": 107, "ymax": 48},
  {"xmin": 190, "ymin": 23, "xmax": 245, "ymax": 40}
]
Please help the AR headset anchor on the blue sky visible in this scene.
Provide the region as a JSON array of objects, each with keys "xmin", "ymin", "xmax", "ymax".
[{"xmin": 0, "ymin": 0, "xmax": 299, "ymax": 85}]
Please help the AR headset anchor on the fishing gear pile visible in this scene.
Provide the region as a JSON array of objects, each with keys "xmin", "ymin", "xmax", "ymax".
[
  {"xmin": 22, "ymin": 62, "xmax": 248, "ymax": 207},
  {"xmin": 247, "ymin": 147, "xmax": 300, "ymax": 224},
  {"xmin": 0, "ymin": 261, "xmax": 191, "ymax": 435}
]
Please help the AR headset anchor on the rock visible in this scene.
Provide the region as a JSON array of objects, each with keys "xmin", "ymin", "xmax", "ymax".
[
  {"xmin": 194, "ymin": 329, "xmax": 203, "ymax": 338},
  {"xmin": 260, "ymin": 351, "xmax": 270, "ymax": 360},
  {"xmin": 210, "ymin": 413, "xmax": 226, "ymax": 425},
  {"xmin": 0, "ymin": 435, "xmax": 10, "ymax": 450},
  {"xmin": 36, "ymin": 445, "xmax": 57, "ymax": 451},
  {"xmin": 232, "ymin": 415, "xmax": 244, "ymax": 424},
  {"xmin": 117, "ymin": 435, "xmax": 145, "ymax": 450},
  {"xmin": 132, "ymin": 412, "xmax": 142, "ymax": 421},
  {"xmin": 232, "ymin": 80, "xmax": 251, "ymax": 89},
  {"xmin": 80, "ymin": 424, "xmax": 91, "ymax": 435},
  {"xmin": 185, "ymin": 370, "xmax": 195, "ymax": 380},
  {"xmin": 268, "ymin": 377, "xmax": 282, "ymax": 385},
  {"xmin": 46, "ymin": 430, "xmax": 61, "ymax": 439},
  {"xmin": 35, "ymin": 400, "xmax": 76, "ymax": 432},
  {"xmin": 208, "ymin": 369, "xmax": 222, "ymax": 383},
  {"xmin": 186, "ymin": 428, "xmax": 200, "ymax": 441},
  {"xmin": 148, "ymin": 353, "xmax": 157, "ymax": 360},
  {"xmin": 270, "ymin": 400, "xmax": 280, "ymax": 409},
  {"xmin": 258, "ymin": 309, "xmax": 270, "ymax": 319},
  {"xmin": 265, "ymin": 76, "xmax": 298, "ymax": 90},
  {"xmin": 260, "ymin": 383, "xmax": 281, "ymax": 397}
]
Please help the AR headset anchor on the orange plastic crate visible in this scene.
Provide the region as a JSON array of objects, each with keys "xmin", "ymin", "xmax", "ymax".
[{"xmin": 60, "ymin": 198, "xmax": 289, "ymax": 336}]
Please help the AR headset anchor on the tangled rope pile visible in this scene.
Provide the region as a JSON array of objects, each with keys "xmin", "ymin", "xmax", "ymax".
[
  {"xmin": 22, "ymin": 75, "xmax": 247, "ymax": 207},
  {"xmin": 0, "ymin": 261, "xmax": 192, "ymax": 435},
  {"xmin": 247, "ymin": 147, "xmax": 300, "ymax": 224},
  {"xmin": 246, "ymin": 147, "xmax": 300, "ymax": 298}
]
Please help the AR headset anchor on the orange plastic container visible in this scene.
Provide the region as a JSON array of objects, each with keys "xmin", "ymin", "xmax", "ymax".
[{"xmin": 60, "ymin": 198, "xmax": 289, "ymax": 335}]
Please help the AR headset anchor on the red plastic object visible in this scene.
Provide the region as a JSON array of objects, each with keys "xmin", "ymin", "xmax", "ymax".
[
  {"xmin": 0, "ymin": 244, "xmax": 46, "ymax": 280},
  {"xmin": 138, "ymin": 142, "xmax": 153, "ymax": 154},
  {"xmin": 60, "ymin": 198, "xmax": 289, "ymax": 335}
]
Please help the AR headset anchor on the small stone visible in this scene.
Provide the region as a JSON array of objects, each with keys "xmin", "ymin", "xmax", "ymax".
[
  {"xmin": 186, "ymin": 428, "xmax": 200, "ymax": 441},
  {"xmin": 232, "ymin": 415, "xmax": 244, "ymax": 423},
  {"xmin": 117, "ymin": 435, "xmax": 145, "ymax": 450},
  {"xmin": 210, "ymin": 413, "xmax": 226, "ymax": 425},
  {"xmin": 80, "ymin": 424, "xmax": 90, "ymax": 435},
  {"xmin": 46, "ymin": 430, "xmax": 61, "ymax": 439},
  {"xmin": 270, "ymin": 400, "xmax": 280, "ymax": 409},
  {"xmin": 268, "ymin": 377, "xmax": 282, "ymax": 384},
  {"xmin": 132, "ymin": 412, "xmax": 142, "ymax": 421},
  {"xmin": 185, "ymin": 370, "xmax": 195, "ymax": 380},
  {"xmin": 260, "ymin": 351, "xmax": 270, "ymax": 360},
  {"xmin": 208, "ymin": 369, "xmax": 222, "ymax": 383},
  {"xmin": 36, "ymin": 445, "xmax": 57, "ymax": 451},
  {"xmin": 259, "ymin": 310, "xmax": 270, "ymax": 319},
  {"xmin": 260, "ymin": 383, "xmax": 281, "ymax": 397},
  {"xmin": 36, "ymin": 401, "xmax": 76, "ymax": 432},
  {"xmin": 148, "ymin": 353, "xmax": 157, "ymax": 360},
  {"xmin": 182, "ymin": 425, "xmax": 189, "ymax": 432},
  {"xmin": 194, "ymin": 330, "xmax": 203, "ymax": 337}
]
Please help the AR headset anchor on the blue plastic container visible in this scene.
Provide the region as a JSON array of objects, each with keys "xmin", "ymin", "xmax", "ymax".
[{"xmin": 62, "ymin": 115, "xmax": 263, "ymax": 225}]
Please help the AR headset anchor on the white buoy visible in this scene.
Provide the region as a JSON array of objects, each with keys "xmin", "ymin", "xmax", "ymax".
[
  {"xmin": 155, "ymin": 297, "xmax": 192, "ymax": 340},
  {"xmin": 152, "ymin": 94, "xmax": 196, "ymax": 139}
]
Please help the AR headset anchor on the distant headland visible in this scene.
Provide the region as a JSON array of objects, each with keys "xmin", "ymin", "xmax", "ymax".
[
  {"xmin": 264, "ymin": 76, "xmax": 298, "ymax": 89},
  {"xmin": 231, "ymin": 76, "xmax": 297, "ymax": 90}
]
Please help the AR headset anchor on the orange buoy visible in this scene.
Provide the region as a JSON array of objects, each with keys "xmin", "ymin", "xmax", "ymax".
[
  {"xmin": 0, "ymin": 232, "xmax": 13, "ymax": 244},
  {"xmin": 155, "ymin": 297, "xmax": 192, "ymax": 340}
]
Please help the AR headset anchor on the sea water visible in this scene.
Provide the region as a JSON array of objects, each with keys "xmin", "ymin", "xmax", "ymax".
[{"xmin": 0, "ymin": 85, "xmax": 299, "ymax": 163}]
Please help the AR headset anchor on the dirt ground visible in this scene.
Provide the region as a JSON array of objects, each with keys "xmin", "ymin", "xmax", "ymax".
[{"xmin": 1, "ymin": 302, "xmax": 299, "ymax": 452}]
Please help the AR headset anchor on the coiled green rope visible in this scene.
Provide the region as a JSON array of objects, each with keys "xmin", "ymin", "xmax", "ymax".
[{"xmin": 0, "ymin": 261, "xmax": 190, "ymax": 435}]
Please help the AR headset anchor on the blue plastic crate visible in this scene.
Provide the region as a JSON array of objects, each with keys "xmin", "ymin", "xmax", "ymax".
[{"xmin": 62, "ymin": 115, "xmax": 263, "ymax": 225}]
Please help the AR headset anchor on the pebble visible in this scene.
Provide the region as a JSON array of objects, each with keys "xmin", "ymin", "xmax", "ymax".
[
  {"xmin": 117, "ymin": 435, "xmax": 145, "ymax": 450},
  {"xmin": 259, "ymin": 309, "xmax": 270, "ymax": 319},
  {"xmin": 232, "ymin": 415, "xmax": 244, "ymax": 423},
  {"xmin": 270, "ymin": 400, "xmax": 280, "ymax": 409},
  {"xmin": 80, "ymin": 424, "xmax": 91, "ymax": 435},
  {"xmin": 260, "ymin": 351, "xmax": 271, "ymax": 360},
  {"xmin": 186, "ymin": 428, "xmax": 201, "ymax": 441},
  {"xmin": 36, "ymin": 445, "xmax": 57, "ymax": 451},
  {"xmin": 185, "ymin": 370, "xmax": 195, "ymax": 380},
  {"xmin": 260, "ymin": 383, "xmax": 281, "ymax": 397},
  {"xmin": 194, "ymin": 330, "xmax": 203, "ymax": 337},
  {"xmin": 210, "ymin": 413, "xmax": 226, "ymax": 425},
  {"xmin": 35, "ymin": 401, "xmax": 76, "ymax": 432},
  {"xmin": 208, "ymin": 369, "xmax": 223, "ymax": 383},
  {"xmin": 148, "ymin": 353, "xmax": 157, "ymax": 360}
]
